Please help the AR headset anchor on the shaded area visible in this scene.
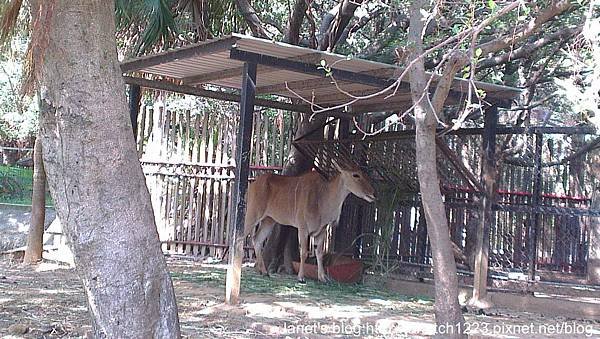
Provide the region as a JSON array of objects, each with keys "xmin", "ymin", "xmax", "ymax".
[{"xmin": 1, "ymin": 257, "xmax": 599, "ymax": 338}]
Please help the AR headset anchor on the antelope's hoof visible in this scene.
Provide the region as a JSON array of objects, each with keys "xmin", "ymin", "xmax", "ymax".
[
  {"xmin": 297, "ymin": 278, "xmax": 307, "ymax": 284},
  {"xmin": 319, "ymin": 275, "xmax": 332, "ymax": 283}
]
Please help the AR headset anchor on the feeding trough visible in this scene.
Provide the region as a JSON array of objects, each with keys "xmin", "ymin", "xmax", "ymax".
[{"xmin": 292, "ymin": 253, "xmax": 363, "ymax": 283}]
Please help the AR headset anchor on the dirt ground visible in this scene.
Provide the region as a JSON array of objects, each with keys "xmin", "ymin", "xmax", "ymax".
[{"xmin": 1, "ymin": 256, "xmax": 599, "ymax": 339}]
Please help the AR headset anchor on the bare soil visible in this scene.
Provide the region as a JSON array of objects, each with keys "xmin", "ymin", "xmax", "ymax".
[{"xmin": 0, "ymin": 256, "xmax": 599, "ymax": 338}]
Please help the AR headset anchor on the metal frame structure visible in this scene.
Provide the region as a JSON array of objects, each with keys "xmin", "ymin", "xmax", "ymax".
[{"xmin": 120, "ymin": 34, "xmax": 525, "ymax": 304}]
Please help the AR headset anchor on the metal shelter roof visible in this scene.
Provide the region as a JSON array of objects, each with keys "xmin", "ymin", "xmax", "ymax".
[{"xmin": 120, "ymin": 34, "xmax": 520, "ymax": 113}]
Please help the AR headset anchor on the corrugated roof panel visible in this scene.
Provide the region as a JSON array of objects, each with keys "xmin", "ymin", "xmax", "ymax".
[{"xmin": 120, "ymin": 33, "xmax": 521, "ymax": 109}]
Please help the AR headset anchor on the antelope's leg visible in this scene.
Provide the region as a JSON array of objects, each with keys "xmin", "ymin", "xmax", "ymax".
[
  {"xmin": 297, "ymin": 228, "xmax": 309, "ymax": 283},
  {"xmin": 253, "ymin": 217, "xmax": 275, "ymax": 275},
  {"xmin": 315, "ymin": 230, "xmax": 328, "ymax": 282}
]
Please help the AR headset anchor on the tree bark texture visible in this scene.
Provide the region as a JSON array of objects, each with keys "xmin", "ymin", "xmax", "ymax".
[
  {"xmin": 284, "ymin": 0, "xmax": 308, "ymax": 45},
  {"xmin": 319, "ymin": 0, "xmax": 364, "ymax": 52},
  {"xmin": 407, "ymin": 1, "xmax": 465, "ymax": 336},
  {"xmin": 235, "ymin": 0, "xmax": 271, "ymax": 38},
  {"xmin": 36, "ymin": 1, "xmax": 180, "ymax": 337},
  {"xmin": 23, "ymin": 135, "xmax": 46, "ymax": 264}
]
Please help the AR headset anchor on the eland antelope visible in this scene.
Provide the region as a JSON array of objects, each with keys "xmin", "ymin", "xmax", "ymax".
[{"xmin": 243, "ymin": 162, "xmax": 376, "ymax": 282}]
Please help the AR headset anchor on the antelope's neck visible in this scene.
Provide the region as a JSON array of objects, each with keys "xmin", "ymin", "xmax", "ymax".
[{"xmin": 325, "ymin": 174, "xmax": 350, "ymax": 214}]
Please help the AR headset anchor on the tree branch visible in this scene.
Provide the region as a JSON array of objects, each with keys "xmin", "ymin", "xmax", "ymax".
[
  {"xmin": 432, "ymin": 51, "xmax": 469, "ymax": 114},
  {"xmin": 477, "ymin": 24, "xmax": 583, "ymax": 70},
  {"xmin": 318, "ymin": 0, "xmax": 364, "ymax": 51},
  {"xmin": 476, "ymin": 0, "xmax": 573, "ymax": 57},
  {"xmin": 283, "ymin": 0, "xmax": 307, "ymax": 44},
  {"xmin": 234, "ymin": 0, "xmax": 271, "ymax": 38}
]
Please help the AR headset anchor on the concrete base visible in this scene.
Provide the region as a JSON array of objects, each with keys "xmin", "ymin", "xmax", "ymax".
[{"xmin": 384, "ymin": 277, "xmax": 600, "ymax": 321}]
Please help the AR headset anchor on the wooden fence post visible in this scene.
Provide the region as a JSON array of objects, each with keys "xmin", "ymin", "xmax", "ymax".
[
  {"xmin": 468, "ymin": 105, "xmax": 497, "ymax": 309},
  {"xmin": 225, "ymin": 62, "xmax": 257, "ymax": 304}
]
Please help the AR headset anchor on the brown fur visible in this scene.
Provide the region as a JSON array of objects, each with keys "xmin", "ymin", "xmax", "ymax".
[{"xmin": 244, "ymin": 166, "xmax": 375, "ymax": 282}]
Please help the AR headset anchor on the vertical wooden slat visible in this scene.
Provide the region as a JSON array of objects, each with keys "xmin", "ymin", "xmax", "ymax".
[
  {"xmin": 186, "ymin": 176, "xmax": 196, "ymax": 254},
  {"xmin": 147, "ymin": 105, "xmax": 154, "ymax": 145},
  {"xmin": 185, "ymin": 110, "xmax": 191, "ymax": 160},
  {"xmin": 194, "ymin": 176, "xmax": 206, "ymax": 256},
  {"xmin": 254, "ymin": 112, "xmax": 262, "ymax": 166},
  {"xmin": 137, "ymin": 104, "xmax": 147, "ymax": 154},
  {"xmin": 172, "ymin": 178, "xmax": 182, "ymax": 253},
  {"xmin": 200, "ymin": 112, "xmax": 209, "ymax": 163},
  {"xmin": 279, "ymin": 112, "xmax": 285, "ymax": 167},
  {"xmin": 270, "ymin": 115, "xmax": 277, "ymax": 166},
  {"xmin": 204, "ymin": 176, "xmax": 214, "ymax": 256}
]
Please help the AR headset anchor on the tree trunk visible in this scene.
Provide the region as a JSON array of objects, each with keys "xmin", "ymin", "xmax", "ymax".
[
  {"xmin": 23, "ymin": 135, "xmax": 46, "ymax": 264},
  {"xmin": 35, "ymin": 1, "xmax": 180, "ymax": 337},
  {"xmin": 407, "ymin": 1, "xmax": 465, "ymax": 336}
]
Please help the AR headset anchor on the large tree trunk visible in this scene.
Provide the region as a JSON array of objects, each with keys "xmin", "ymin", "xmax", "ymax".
[
  {"xmin": 23, "ymin": 135, "xmax": 46, "ymax": 264},
  {"xmin": 408, "ymin": 1, "xmax": 465, "ymax": 336},
  {"xmin": 35, "ymin": 1, "xmax": 180, "ymax": 337}
]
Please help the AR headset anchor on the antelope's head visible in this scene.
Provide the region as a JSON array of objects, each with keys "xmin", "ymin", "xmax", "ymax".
[{"xmin": 334, "ymin": 161, "xmax": 376, "ymax": 203}]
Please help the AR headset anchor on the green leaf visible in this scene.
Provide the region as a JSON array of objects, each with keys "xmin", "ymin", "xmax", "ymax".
[
  {"xmin": 475, "ymin": 48, "xmax": 483, "ymax": 58},
  {"xmin": 487, "ymin": 0, "xmax": 497, "ymax": 11},
  {"xmin": 320, "ymin": 59, "xmax": 327, "ymax": 67}
]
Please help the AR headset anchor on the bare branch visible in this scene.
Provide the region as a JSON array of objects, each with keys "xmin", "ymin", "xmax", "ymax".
[
  {"xmin": 477, "ymin": 24, "xmax": 583, "ymax": 70},
  {"xmin": 476, "ymin": 0, "xmax": 573, "ymax": 56},
  {"xmin": 432, "ymin": 51, "xmax": 468, "ymax": 113}
]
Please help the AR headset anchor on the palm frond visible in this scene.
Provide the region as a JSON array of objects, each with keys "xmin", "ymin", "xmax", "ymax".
[
  {"xmin": 136, "ymin": 0, "xmax": 178, "ymax": 55},
  {"xmin": 116, "ymin": 0, "xmax": 179, "ymax": 56}
]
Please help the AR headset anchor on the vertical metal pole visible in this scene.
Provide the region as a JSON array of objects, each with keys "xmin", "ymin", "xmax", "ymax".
[
  {"xmin": 128, "ymin": 84, "xmax": 141, "ymax": 139},
  {"xmin": 470, "ymin": 105, "xmax": 497, "ymax": 307},
  {"xmin": 528, "ymin": 133, "xmax": 543, "ymax": 281},
  {"xmin": 225, "ymin": 62, "xmax": 257, "ymax": 304}
]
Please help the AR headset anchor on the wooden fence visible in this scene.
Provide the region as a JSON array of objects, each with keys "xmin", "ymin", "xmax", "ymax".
[
  {"xmin": 136, "ymin": 102, "xmax": 597, "ymax": 282},
  {"xmin": 135, "ymin": 100, "xmax": 295, "ymax": 258},
  {"xmin": 306, "ymin": 121, "xmax": 598, "ymax": 281}
]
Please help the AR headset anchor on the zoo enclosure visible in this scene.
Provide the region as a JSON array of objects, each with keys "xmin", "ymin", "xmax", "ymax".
[
  {"xmin": 294, "ymin": 118, "xmax": 599, "ymax": 283},
  {"xmin": 135, "ymin": 91, "xmax": 599, "ymax": 285}
]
